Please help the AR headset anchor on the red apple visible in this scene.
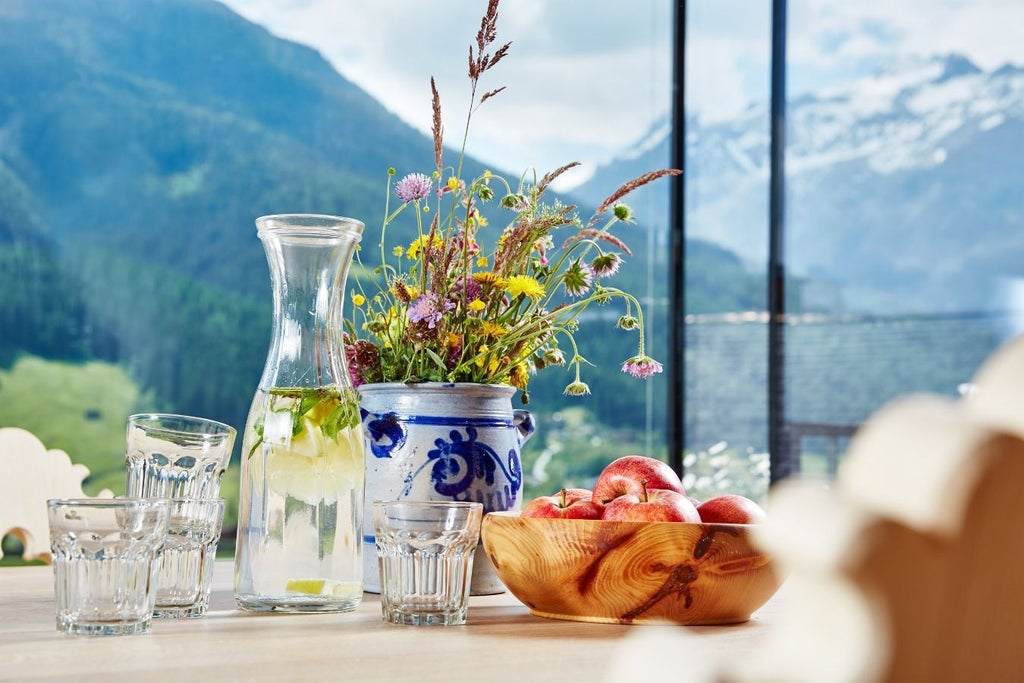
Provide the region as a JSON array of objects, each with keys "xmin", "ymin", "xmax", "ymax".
[
  {"xmin": 696, "ymin": 494, "xmax": 767, "ymax": 524},
  {"xmin": 521, "ymin": 488, "xmax": 604, "ymax": 520},
  {"xmin": 591, "ymin": 455, "xmax": 686, "ymax": 504},
  {"xmin": 601, "ymin": 485, "xmax": 700, "ymax": 523}
]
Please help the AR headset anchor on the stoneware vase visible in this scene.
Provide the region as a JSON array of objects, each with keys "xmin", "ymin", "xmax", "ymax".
[{"xmin": 358, "ymin": 382, "xmax": 534, "ymax": 595}]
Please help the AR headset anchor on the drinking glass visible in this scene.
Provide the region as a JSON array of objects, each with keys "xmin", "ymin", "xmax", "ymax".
[
  {"xmin": 154, "ymin": 497, "xmax": 226, "ymax": 618},
  {"xmin": 373, "ymin": 501, "xmax": 483, "ymax": 626},
  {"xmin": 125, "ymin": 413, "xmax": 236, "ymax": 499},
  {"xmin": 47, "ymin": 497, "xmax": 169, "ymax": 636}
]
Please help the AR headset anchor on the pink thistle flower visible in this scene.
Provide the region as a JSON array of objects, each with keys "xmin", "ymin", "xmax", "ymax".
[
  {"xmin": 395, "ymin": 173, "xmax": 433, "ymax": 202},
  {"xmin": 563, "ymin": 259, "xmax": 595, "ymax": 298},
  {"xmin": 407, "ymin": 292, "xmax": 454, "ymax": 329},
  {"xmin": 621, "ymin": 355, "xmax": 664, "ymax": 379},
  {"xmin": 591, "ymin": 252, "xmax": 622, "ymax": 277}
]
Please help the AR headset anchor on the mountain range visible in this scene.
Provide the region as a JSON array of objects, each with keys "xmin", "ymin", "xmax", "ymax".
[{"xmin": 672, "ymin": 53, "xmax": 1021, "ymax": 313}]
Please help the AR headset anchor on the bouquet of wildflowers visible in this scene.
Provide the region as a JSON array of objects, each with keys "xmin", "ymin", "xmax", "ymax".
[{"xmin": 344, "ymin": 0, "xmax": 680, "ymax": 403}]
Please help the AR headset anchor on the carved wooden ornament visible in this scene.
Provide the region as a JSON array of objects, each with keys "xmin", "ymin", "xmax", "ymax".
[{"xmin": 0, "ymin": 427, "xmax": 113, "ymax": 563}]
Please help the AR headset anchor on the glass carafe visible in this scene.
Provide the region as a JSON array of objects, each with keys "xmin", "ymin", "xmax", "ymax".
[{"xmin": 234, "ymin": 214, "xmax": 366, "ymax": 613}]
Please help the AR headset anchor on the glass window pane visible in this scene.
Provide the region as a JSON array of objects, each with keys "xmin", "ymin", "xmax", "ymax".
[
  {"xmin": 783, "ymin": 0, "xmax": 1024, "ymax": 476},
  {"xmin": 684, "ymin": 0, "xmax": 773, "ymax": 501}
]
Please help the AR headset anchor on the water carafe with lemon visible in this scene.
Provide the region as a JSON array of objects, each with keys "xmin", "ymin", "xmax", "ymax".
[{"xmin": 234, "ymin": 214, "xmax": 366, "ymax": 613}]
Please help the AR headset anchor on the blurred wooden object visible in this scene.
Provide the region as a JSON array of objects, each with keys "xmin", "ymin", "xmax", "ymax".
[
  {"xmin": 481, "ymin": 512, "xmax": 782, "ymax": 625},
  {"xmin": 714, "ymin": 335, "xmax": 1024, "ymax": 683},
  {"xmin": 0, "ymin": 427, "xmax": 112, "ymax": 563}
]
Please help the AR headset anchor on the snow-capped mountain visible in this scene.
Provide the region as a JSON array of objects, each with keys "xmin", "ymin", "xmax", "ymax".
[
  {"xmin": 580, "ymin": 53, "xmax": 1024, "ymax": 314},
  {"xmin": 702, "ymin": 54, "xmax": 1023, "ymax": 179}
]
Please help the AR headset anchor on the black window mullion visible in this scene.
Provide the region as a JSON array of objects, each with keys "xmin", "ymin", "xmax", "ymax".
[
  {"xmin": 668, "ymin": 0, "xmax": 686, "ymax": 477},
  {"xmin": 767, "ymin": 0, "xmax": 790, "ymax": 485}
]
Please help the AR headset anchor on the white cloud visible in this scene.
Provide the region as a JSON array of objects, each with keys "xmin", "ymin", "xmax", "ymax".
[
  {"xmin": 788, "ymin": 0, "xmax": 1024, "ymax": 85},
  {"xmin": 216, "ymin": 0, "xmax": 672, "ymax": 179},
  {"xmin": 216, "ymin": 0, "xmax": 1023, "ymax": 173}
]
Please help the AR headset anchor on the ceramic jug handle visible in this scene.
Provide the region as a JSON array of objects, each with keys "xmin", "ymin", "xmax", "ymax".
[{"xmin": 513, "ymin": 409, "xmax": 535, "ymax": 445}]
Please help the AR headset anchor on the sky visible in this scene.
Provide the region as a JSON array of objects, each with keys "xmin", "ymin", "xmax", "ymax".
[
  {"xmin": 217, "ymin": 0, "xmax": 673, "ymax": 188},
  {"xmin": 216, "ymin": 0, "xmax": 1023, "ymax": 187}
]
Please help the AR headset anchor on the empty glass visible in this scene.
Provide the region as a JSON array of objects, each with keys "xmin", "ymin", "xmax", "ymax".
[
  {"xmin": 373, "ymin": 501, "xmax": 483, "ymax": 626},
  {"xmin": 154, "ymin": 497, "xmax": 226, "ymax": 618},
  {"xmin": 47, "ymin": 497, "xmax": 169, "ymax": 636},
  {"xmin": 125, "ymin": 413, "xmax": 236, "ymax": 499}
]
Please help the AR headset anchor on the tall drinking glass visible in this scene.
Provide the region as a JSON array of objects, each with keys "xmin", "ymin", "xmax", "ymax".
[{"xmin": 125, "ymin": 413, "xmax": 236, "ymax": 499}]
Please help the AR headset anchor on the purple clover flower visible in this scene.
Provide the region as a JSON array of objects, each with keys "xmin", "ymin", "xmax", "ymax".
[
  {"xmin": 395, "ymin": 173, "xmax": 433, "ymax": 203},
  {"xmin": 455, "ymin": 276, "xmax": 483, "ymax": 303}
]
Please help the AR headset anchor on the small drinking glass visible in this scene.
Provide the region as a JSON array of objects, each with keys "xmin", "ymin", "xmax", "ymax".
[
  {"xmin": 125, "ymin": 413, "xmax": 236, "ymax": 499},
  {"xmin": 47, "ymin": 497, "xmax": 169, "ymax": 636},
  {"xmin": 373, "ymin": 500, "xmax": 483, "ymax": 626},
  {"xmin": 154, "ymin": 497, "xmax": 226, "ymax": 618}
]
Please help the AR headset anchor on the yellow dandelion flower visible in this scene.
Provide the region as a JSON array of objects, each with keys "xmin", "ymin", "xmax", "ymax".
[
  {"xmin": 406, "ymin": 235, "xmax": 442, "ymax": 259},
  {"xmin": 447, "ymin": 176, "xmax": 461, "ymax": 191},
  {"xmin": 504, "ymin": 275, "xmax": 545, "ymax": 300},
  {"xmin": 445, "ymin": 333, "xmax": 461, "ymax": 348},
  {"xmin": 473, "ymin": 272, "xmax": 506, "ymax": 288},
  {"xmin": 468, "ymin": 299, "xmax": 485, "ymax": 312},
  {"xmin": 480, "ymin": 321, "xmax": 506, "ymax": 338},
  {"xmin": 509, "ymin": 362, "xmax": 530, "ymax": 390},
  {"xmin": 351, "ymin": 293, "xmax": 366, "ymax": 306}
]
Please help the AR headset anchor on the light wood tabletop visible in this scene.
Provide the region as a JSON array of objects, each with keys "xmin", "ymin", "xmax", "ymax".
[{"xmin": 0, "ymin": 560, "xmax": 783, "ymax": 682}]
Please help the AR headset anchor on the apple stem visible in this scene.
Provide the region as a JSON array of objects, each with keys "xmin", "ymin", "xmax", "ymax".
[
  {"xmin": 641, "ymin": 479, "xmax": 649, "ymax": 502},
  {"xmin": 559, "ymin": 488, "xmax": 568, "ymax": 508}
]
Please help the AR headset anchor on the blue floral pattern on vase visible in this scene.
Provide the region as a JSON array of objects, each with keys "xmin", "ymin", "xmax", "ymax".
[
  {"xmin": 405, "ymin": 426, "xmax": 523, "ymax": 506},
  {"xmin": 361, "ymin": 409, "xmax": 406, "ymax": 459}
]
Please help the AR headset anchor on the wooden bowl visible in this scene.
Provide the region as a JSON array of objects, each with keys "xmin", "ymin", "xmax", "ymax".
[{"xmin": 481, "ymin": 511, "xmax": 783, "ymax": 625}]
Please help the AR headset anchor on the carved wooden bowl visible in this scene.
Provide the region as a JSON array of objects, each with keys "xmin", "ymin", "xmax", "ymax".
[{"xmin": 481, "ymin": 511, "xmax": 783, "ymax": 625}]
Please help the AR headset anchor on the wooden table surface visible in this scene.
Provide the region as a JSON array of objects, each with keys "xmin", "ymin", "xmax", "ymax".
[{"xmin": 0, "ymin": 560, "xmax": 782, "ymax": 682}]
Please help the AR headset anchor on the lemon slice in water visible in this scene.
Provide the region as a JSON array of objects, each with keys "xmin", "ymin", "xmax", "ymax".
[
  {"xmin": 285, "ymin": 578, "xmax": 361, "ymax": 597},
  {"xmin": 286, "ymin": 578, "xmax": 327, "ymax": 595}
]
